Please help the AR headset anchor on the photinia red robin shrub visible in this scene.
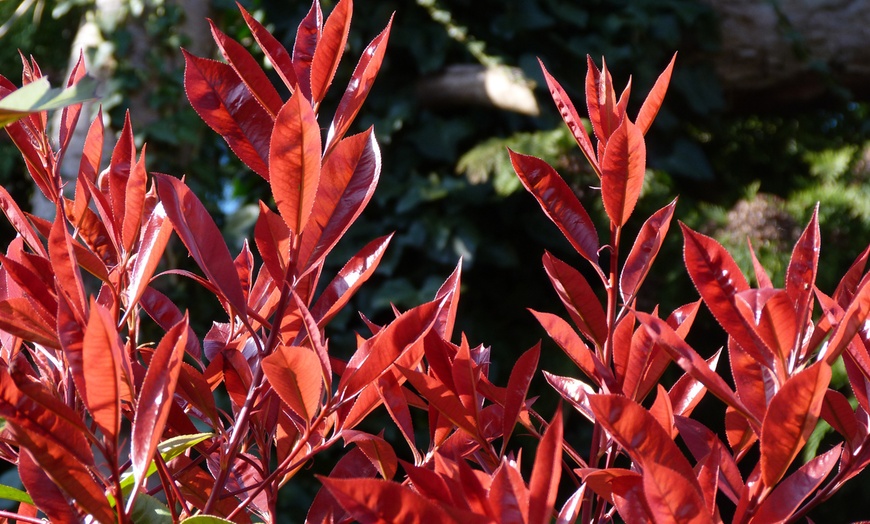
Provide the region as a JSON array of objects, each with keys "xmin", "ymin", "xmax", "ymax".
[{"xmin": 0, "ymin": 2, "xmax": 868, "ymax": 522}]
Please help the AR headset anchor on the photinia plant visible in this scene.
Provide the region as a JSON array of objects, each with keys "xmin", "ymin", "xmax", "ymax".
[{"xmin": 0, "ymin": 2, "xmax": 868, "ymax": 523}]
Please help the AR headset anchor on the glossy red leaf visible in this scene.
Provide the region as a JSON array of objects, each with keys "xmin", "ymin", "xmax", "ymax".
[
  {"xmin": 183, "ymin": 49, "xmax": 271, "ymax": 178},
  {"xmin": 48, "ymin": 210, "xmax": 87, "ymax": 320},
  {"xmin": 0, "ymin": 298, "xmax": 56, "ymax": 347},
  {"xmin": 489, "ymin": 458, "xmax": 530, "ymax": 523},
  {"xmin": 635, "ymin": 53, "xmax": 676, "ymax": 135},
  {"xmin": 761, "ymin": 361, "xmax": 831, "ymax": 486},
  {"xmin": 501, "ymin": 343, "xmax": 540, "ymax": 454},
  {"xmin": 270, "ymin": 92, "xmax": 322, "ymax": 236},
  {"xmin": 621, "ymin": 198, "xmax": 676, "ymax": 303},
  {"xmin": 532, "ymin": 309, "xmax": 614, "ymax": 388},
  {"xmin": 291, "ymin": 290, "xmax": 332, "ymax": 389},
  {"xmin": 237, "ymin": 2, "xmax": 298, "ymax": 94},
  {"xmin": 636, "ymin": 312, "xmax": 759, "ymax": 427},
  {"xmin": 343, "ymin": 430, "xmax": 398, "ymax": 480},
  {"xmin": 299, "ymin": 128, "xmax": 380, "ymax": 271},
  {"xmin": 254, "ymin": 201, "xmax": 291, "ymax": 282},
  {"xmin": 542, "ymin": 251, "xmax": 607, "ymax": 349},
  {"xmin": 326, "ymin": 16, "xmax": 393, "ymax": 152},
  {"xmin": 307, "ymin": 446, "xmax": 379, "ymax": 523},
  {"xmin": 538, "ymin": 59, "xmax": 598, "ymax": 174},
  {"xmin": 0, "ymin": 184, "xmax": 47, "ymax": 258},
  {"xmin": 600, "ymin": 117, "xmax": 646, "ymax": 226},
  {"xmin": 529, "ymin": 407, "xmax": 563, "ymax": 524},
  {"xmin": 510, "ymin": 150, "xmax": 599, "ymax": 266},
  {"xmin": 293, "ymin": 1, "xmax": 323, "ymax": 101},
  {"xmin": 209, "ymin": 20, "xmax": 283, "ymax": 117},
  {"xmin": 18, "ymin": 449, "xmax": 79, "ymax": 523},
  {"xmin": 681, "ymin": 223, "xmax": 773, "ymax": 367},
  {"xmin": 0, "ymin": 252, "xmax": 56, "ymax": 320},
  {"xmin": 398, "ymin": 363, "xmax": 479, "ymax": 439},
  {"xmin": 155, "ymin": 174, "xmax": 248, "ymax": 318},
  {"xmin": 339, "ymin": 300, "xmax": 440, "ymax": 398},
  {"xmin": 753, "ymin": 443, "xmax": 841, "ymax": 523},
  {"xmin": 588, "ymin": 394, "xmax": 711, "ymax": 523},
  {"xmin": 785, "ymin": 205, "xmax": 820, "ymax": 326},
  {"xmin": 649, "ymin": 384, "xmax": 676, "ymax": 438},
  {"xmin": 821, "ymin": 276, "xmax": 870, "ymax": 365},
  {"xmin": 123, "ymin": 199, "xmax": 173, "ymax": 314},
  {"xmin": 669, "ymin": 349, "xmax": 721, "ymax": 418},
  {"xmin": 130, "ymin": 316, "xmax": 189, "ymax": 499},
  {"xmin": 311, "ymin": 0, "xmax": 351, "ymax": 105},
  {"xmin": 747, "ymin": 238, "xmax": 774, "ymax": 289},
  {"xmin": 585, "ymin": 56, "xmax": 622, "ymax": 145},
  {"xmin": 74, "ymin": 108, "xmax": 104, "ymax": 212},
  {"xmin": 310, "ymin": 233, "xmax": 392, "ymax": 326},
  {"xmin": 820, "ymin": 388, "xmax": 859, "ymax": 445},
  {"xmin": 262, "ymin": 344, "xmax": 323, "ymax": 424},
  {"xmin": 544, "ymin": 371, "xmax": 596, "ymax": 423},
  {"xmin": 140, "ymin": 287, "xmax": 202, "ymax": 359},
  {"xmin": 82, "ymin": 301, "xmax": 123, "ymax": 441},
  {"xmin": 57, "ymin": 52, "xmax": 86, "ymax": 163},
  {"xmin": 377, "ymin": 372, "xmax": 419, "ymax": 461},
  {"xmin": 580, "ymin": 468, "xmax": 641, "ymax": 504},
  {"xmin": 834, "ymin": 245, "xmax": 870, "ymax": 307},
  {"xmin": 674, "ymin": 416, "xmax": 745, "ymax": 504},
  {"xmin": 451, "ymin": 338, "xmax": 481, "ymax": 431},
  {"xmin": 319, "ymin": 477, "xmax": 462, "ymax": 524}
]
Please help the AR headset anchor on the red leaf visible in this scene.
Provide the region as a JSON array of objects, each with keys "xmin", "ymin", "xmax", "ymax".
[
  {"xmin": 319, "ymin": 477, "xmax": 461, "ymax": 524},
  {"xmin": 311, "ymin": 0, "xmax": 351, "ymax": 104},
  {"xmin": 48, "ymin": 210, "xmax": 87, "ymax": 321},
  {"xmin": 509, "ymin": 150, "xmax": 599, "ymax": 266},
  {"xmin": 377, "ymin": 372, "xmax": 419, "ymax": 461},
  {"xmin": 681, "ymin": 223, "xmax": 773, "ymax": 367},
  {"xmin": 18, "ymin": 449, "xmax": 79, "ymax": 523},
  {"xmin": 183, "ymin": 50, "xmax": 272, "ymax": 178},
  {"xmin": 307, "ymin": 446, "xmax": 379, "ymax": 523},
  {"xmin": 649, "ymin": 384, "xmax": 675, "ymax": 438},
  {"xmin": 57, "ymin": 52, "xmax": 86, "ymax": 162},
  {"xmin": 123, "ymin": 198, "xmax": 173, "ymax": 314},
  {"xmin": 600, "ymin": 117, "xmax": 646, "ymax": 226},
  {"xmin": 451, "ymin": 338, "xmax": 482, "ymax": 431},
  {"xmin": 310, "ymin": 234, "xmax": 393, "ymax": 326},
  {"xmin": 531, "ymin": 309, "xmax": 614, "ymax": 388},
  {"xmin": 0, "ymin": 184, "xmax": 47, "ymax": 258},
  {"xmin": 753, "ymin": 443, "xmax": 841, "ymax": 522},
  {"xmin": 544, "ymin": 371, "xmax": 596, "ymax": 422},
  {"xmin": 291, "ymin": 290, "xmax": 332, "ymax": 389},
  {"xmin": 299, "ymin": 128, "xmax": 380, "ymax": 271},
  {"xmin": 528, "ymin": 407, "xmax": 563, "ymax": 524},
  {"xmin": 398, "ymin": 363, "xmax": 479, "ymax": 439},
  {"xmin": 669, "ymin": 349, "xmax": 721, "ymax": 418},
  {"xmin": 155, "ymin": 174, "xmax": 248, "ymax": 318},
  {"xmin": 635, "ymin": 53, "xmax": 676, "ymax": 134},
  {"xmin": 580, "ymin": 468, "xmax": 641, "ymax": 504},
  {"xmin": 785, "ymin": 206, "xmax": 820, "ymax": 333},
  {"xmin": 343, "ymin": 430, "xmax": 398, "ymax": 480},
  {"xmin": 293, "ymin": 1, "xmax": 323, "ymax": 102},
  {"xmin": 262, "ymin": 344, "xmax": 323, "ymax": 424},
  {"xmin": 820, "ymin": 388, "xmax": 859, "ymax": 445},
  {"xmin": 82, "ymin": 301, "xmax": 123, "ymax": 441},
  {"xmin": 538, "ymin": 59, "xmax": 598, "ymax": 174},
  {"xmin": 339, "ymin": 300, "xmax": 440, "ymax": 398},
  {"xmin": 140, "ymin": 287, "xmax": 202, "ymax": 359},
  {"xmin": 254, "ymin": 201, "xmax": 291, "ymax": 282},
  {"xmin": 130, "ymin": 316, "xmax": 189, "ymax": 499},
  {"xmin": 588, "ymin": 394, "xmax": 711, "ymax": 523},
  {"xmin": 636, "ymin": 312, "xmax": 759, "ymax": 428},
  {"xmin": 620, "ymin": 198, "xmax": 676, "ymax": 304},
  {"xmin": 270, "ymin": 92, "xmax": 322, "ymax": 236},
  {"xmin": 542, "ymin": 251, "xmax": 607, "ymax": 349},
  {"xmin": 0, "ymin": 298, "xmax": 58, "ymax": 347},
  {"xmin": 820, "ymin": 276, "xmax": 870, "ymax": 364},
  {"xmin": 489, "ymin": 458, "xmax": 530, "ymax": 523},
  {"xmin": 237, "ymin": 2, "xmax": 298, "ymax": 94},
  {"xmin": 501, "ymin": 343, "xmax": 540, "ymax": 454},
  {"xmin": 760, "ymin": 361, "xmax": 831, "ymax": 487},
  {"xmin": 210, "ymin": 20, "xmax": 283, "ymax": 117},
  {"xmin": 674, "ymin": 416, "xmax": 745, "ymax": 503},
  {"xmin": 326, "ymin": 16, "xmax": 393, "ymax": 152},
  {"xmin": 747, "ymin": 238, "xmax": 774, "ymax": 289},
  {"xmin": 585, "ymin": 56, "xmax": 622, "ymax": 145}
]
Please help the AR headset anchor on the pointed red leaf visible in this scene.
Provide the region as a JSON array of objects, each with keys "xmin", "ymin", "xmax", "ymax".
[
  {"xmin": 531, "ymin": 309, "xmax": 614, "ymax": 388},
  {"xmin": 183, "ymin": 49, "xmax": 272, "ymax": 178},
  {"xmin": 299, "ymin": 128, "xmax": 380, "ymax": 271},
  {"xmin": 747, "ymin": 238, "xmax": 774, "ymax": 289},
  {"xmin": 210, "ymin": 20, "xmax": 283, "ymax": 117},
  {"xmin": 501, "ymin": 343, "xmax": 540, "ymax": 454},
  {"xmin": 600, "ymin": 117, "xmax": 646, "ymax": 226},
  {"xmin": 681, "ymin": 223, "xmax": 774, "ymax": 367},
  {"xmin": 270, "ymin": 92, "xmax": 322, "ymax": 236},
  {"xmin": 311, "ymin": 0, "xmax": 351, "ymax": 104},
  {"xmin": 122, "ymin": 145, "xmax": 148, "ymax": 254},
  {"xmin": 82, "ymin": 301, "xmax": 123, "ymax": 441},
  {"xmin": 131, "ymin": 316, "xmax": 189, "ymax": 498},
  {"xmin": 48, "ymin": 211, "xmax": 87, "ymax": 320},
  {"xmin": 669, "ymin": 349, "xmax": 721, "ymax": 418},
  {"xmin": 262, "ymin": 344, "xmax": 323, "ymax": 424},
  {"xmin": 451, "ymin": 338, "xmax": 482, "ymax": 430},
  {"xmin": 319, "ymin": 477, "xmax": 461, "ymax": 523},
  {"xmin": 649, "ymin": 384, "xmax": 676, "ymax": 438},
  {"xmin": 340, "ymin": 300, "xmax": 440, "ymax": 398},
  {"xmin": 510, "ymin": 150, "xmax": 599, "ymax": 266},
  {"xmin": 237, "ymin": 2, "xmax": 298, "ymax": 94},
  {"xmin": 310, "ymin": 233, "xmax": 392, "ymax": 326},
  {"xmin": 57, "ymin": 52, "xmax": 87, "ymax": 162},
  {"xmin": 326, "ymin": 16, "xmax": 393, "ymax": 152},
  {"xmin": 635, "ymin": 53, "xmax": 676, "ymax": 134},
  {"xmin": 377, "ymin": 372, "xmax": 419, "ymax": 461},
  {"xmin": 529, "ymin": 408, "xmax": 563, "ymax": 524},
  {"xmin": 538, "ymin": 59, "xmax": 598, "ymax": 173},
  {"xmin": 753, "ymin": 444, "xmax": 841, "ymax": 522},
  {"xmin": 761, "ymin": 361, "xmax": 831, "ymax": 486},
  {"xmin": 107, "ymin": 112, "xmax": 134, "ymax": 241},
  {"xmin": 585, "ymin": 56, "xmax": 622, "ymax": 145},
  {"xmin": 544, "ymin": 371, "xmax": 596, "ymax": 423},
  {"xmin": 785, "ymin": 205, "xmax": 820, "ymax": 318},
  {"xmin": 18, "ymin": 449, "xmax": 79, "ymax": 523},
  {"xmin": 580, "ymin": 468, "xmax": 641, "ymax": 504},
  {"xmin": 398, "ymin": 363, "xmax": 479, "ymax": 439},
  {"xmin": 307, "ymin": 446, "xmax": 379, "ymax": 523},
  {"xmin": 820, "ymin": 389, "xmax": 859, "ymax": 445},
  {"xmin": 293, "ymin": 0, "xmax": 323, "ymax": 101},
  {"xmin": 489, "ymin": 458, "xmax": 530, "ymax": 523},
  {"xmin": 0, "ymin": 185, "xmax": 47, "ymax": 258},
  {"xmin": 821, "ymin": 276, "xmax": 870, "ymax": 365},
  {"xmin": 343, "ymin": 430, "xmax": 398, "ymax": 480},
  {"xmin": 588, "ymin": 394, "xmax": 711, "ymax": 523},
  {"xmin": 155, "ymin": 174, "xmax": 248, "ymax": 318},
  {"xmin": 123, "ymin": 198, "xmax": 173, "ymax": 314},
  {"xmin": 542, "ymin": 251, "xmax": 607, "ymax": 349},
  {"xmin": 621, "ymin": 198, "xmax": 676, "ymax": 303},
  {"xmin": 636, "ymin": 312, "xmax": 759, "ymax": 427}
]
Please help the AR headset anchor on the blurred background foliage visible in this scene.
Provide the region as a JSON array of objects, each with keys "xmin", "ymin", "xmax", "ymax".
[{"xmin": 3, "ymin": 0, "xmax": 870, "ymax": 519}]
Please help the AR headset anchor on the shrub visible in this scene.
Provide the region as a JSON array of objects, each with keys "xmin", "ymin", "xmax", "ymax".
[{"xmin": 0, "ymin": 2, "xmax": 868, "ymax": 522}]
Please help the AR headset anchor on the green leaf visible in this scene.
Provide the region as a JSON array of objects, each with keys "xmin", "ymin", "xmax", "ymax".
[
  {"xmin": 119, "ymin": 433, "xmax": 212, "ymax": 494},
  {"xmin": 0, "ymin": 483, "xmax": 33, "ymax": 505},
  {"xmin": 0, "ymin": 76, "xmax": 98, "ymax": 128},
  {"xmin": 130, "ymin": 493, "xmax": 172, "ymax": 524}
]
